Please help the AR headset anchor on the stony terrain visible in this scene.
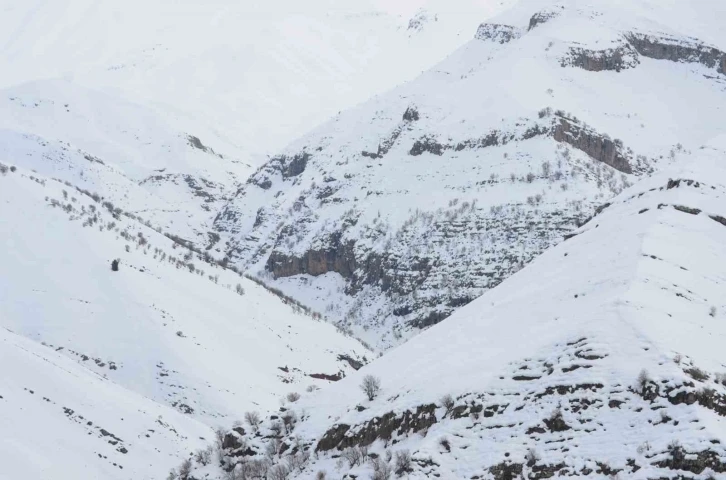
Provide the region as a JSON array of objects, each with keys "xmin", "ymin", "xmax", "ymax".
[
  {"xmin": 192, "ymin": 135, "xmax": 726, "ymax": 480},
  {"xmin": 213, "ymin": 0, "xmax": 726, "ymax": 349}
]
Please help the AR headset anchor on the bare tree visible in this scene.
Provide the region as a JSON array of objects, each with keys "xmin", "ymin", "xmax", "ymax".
[
  {"xmin": 268, "ymin": 464, "xmax": 291, "ymax": 480},
  {"xmin": 394, "ymin": 450, "xmax": 412, "ymax": 476},
  {"xmin": 361, "ymin": 374, "xmax": 381, "ymax": 401},
  {"xmin": 440, "ymin": 394, "xmax": 455, "ymax": 417},
  {"xmin": 371, "ymin": 457, "xmax": 394, "ymax": 480},
  {"xmin": 282, "ymin": 410, "xmax": 298, "ymax": 434},
  {"xmin": 178, "ymin": 458, "xmax": 193, "ymax": 479},
  {"xmin": 343, "ymin": 447, "xmax": 363, "ymax": 467},
  {"xmin": 245, "ymin": 411, "xmax": 262, "ymax": 432}
]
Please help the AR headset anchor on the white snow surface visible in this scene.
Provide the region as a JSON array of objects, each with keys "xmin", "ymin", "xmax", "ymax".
[
  {"xmin": 203, "ymin": 136, "xmax": 726, "ymax": 479},
  {"xmin": 213, "ymin": 0, "xmax": 726, "ymax": 350},
  {"xmin": 0, "ymin": 0, "xmax": 513, "ymax": 156},
  {"xmin": 0, "ymin": 163, "xmax": 369, "ymax": 479}
]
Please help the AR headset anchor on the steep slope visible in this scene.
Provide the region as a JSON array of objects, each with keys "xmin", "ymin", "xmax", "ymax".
[
  {"xmin": 0, "ymin": 327, "xmax": 210, "ymax": 480},
  {"xmin": 214, "ymin": 0, "xmax": 726, "ymax": 349},
  {"xmin": 0, "ymin": 161, "xmax": 369, "ymax": 478},
  {"xmin": 201, "ymin": 136, "xmax": 726, "ymax": 480},
  {"xmin": 0, "ymin": 79, "xmax": 251, "ymax": 243},
  {"xmin": 0, "ymin": 0, "xmax": 515, "ymax": 156}
]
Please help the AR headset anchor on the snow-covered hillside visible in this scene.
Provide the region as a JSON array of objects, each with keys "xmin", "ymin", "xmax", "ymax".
[
  {"xmin": 0, "ymin": 0, "xmax": 513, "ymax": 156},
  {"xmin": 0, "ymin": 162, "xmax": 369, "ymax": 479},
  {"xmin": 198, "ymin": 135, "xmax": 726, "ymax": 480},
  {"xmin": 214, "ymin": 0, "xmax": 726, "ymax": 349},
  {"xmin": 0, "ymin": 0, "xmax": 514, "ymax": 246},
  {"xmin": 0, "ymin": 79, "xmax": 252, "ymax": 243}
]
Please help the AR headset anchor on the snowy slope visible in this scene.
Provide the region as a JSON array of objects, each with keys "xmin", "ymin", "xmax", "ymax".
[
  {"xmin": 200, "ymin": 135, "xmax": 726, "ymax": 480},
  {"xmin": 0, "ymin": 0, "xmax": 515, "ymax": 248},
  {"xmin": 214, "ymin": 0, "xmax": 726, "ymax": 349},
  {"xmin": 0, "ymin": 79, "xmax": 252, "ymax": 243},
  {"xmin": 0, "ymin": 162, "xmax": 369, "ymax": 478},
  {"xmin": 0, "ymin": 0, "xmax": 514, "ymax": 156}
]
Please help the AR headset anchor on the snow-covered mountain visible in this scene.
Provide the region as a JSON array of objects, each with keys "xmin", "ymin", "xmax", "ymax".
[
  {"xmin": 0, "ymin": 0, "xmax": 513, "ymax": 156},
  {"xmin": 0, "ymin": 0, "xmax": 514, "ymax": 246},
  {"xmin": 213, "ymin": 0, "xmax": 726, "ymax": 349},
  {"xmin": 0, "ymin": 79, "xmax": 252, "ymax": 243},
  {"xmin": 194, "ymin": 134, "xmax": 726, "ymax": 480},
  {"xmin": 0, "ymin": 162, "xmax": 369, "ymax": 479}
]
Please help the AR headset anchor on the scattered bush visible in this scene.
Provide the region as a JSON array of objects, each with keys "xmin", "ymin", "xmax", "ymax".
[
  {"xmin": 371, "ymin": 456, "xmax": 394, "ymax": 480},
  {"xmin": 281, "ymin": 410, "xmax": 297, "ymax": 434},
  {"xmin": 525, "ymin": 448, "xmax": 540, "ymax": 467},
  {"xmin": 316, "ymin": 471, "xmax": 327, "ymax": 480},
  {"xmin": 709, "ymin": 306, "xmax": 717, "ymax": 317},
  {"xmin": 245, "ymin": 411, "xmax": 262, "ymax": 432},
  {"xmin": 236, "ymin": 283, "xmax": 245, "ymax": 296},
  {"xmin": 440, "ymin": 394, "xmax": 455, "ymax": 418},
  {"xmin": 361, "ymin": 374, "xmax": 381, "ymax": 401},
  {"xmin": 343, "ymin": 446, "xmax": 364, "ymax": 467},
  {"xmin": 636, "ymin": 441, "xmax": 651, "ymax": 455},
  {"xmin": 439, "ymin": 437, "xmax": 451, "ymax": 452},
  {"xmin": 194, "ymin": 446, "xmax": 213, "ymax": 465},
  {"xmin": 685, "ymin": 367, "xmax": 709, "ymax": 382},
  {"xmin": 637, "ymin": 369, "xmax": 650, "ymax": 390},
  {"xmin": 526, "ymin": 172, "xmax": 536, "ymax": 183},
  {"xmin": 268, "ymin": 464, "xmax": 291, "ymax": 480},
  {"xmin": 178, "ymin": 458, "xmax": 192, "ymax": 479},
  {"xmin": 286, "ymin": 392, "xmax": 301, "ymax": 403},
  {"xmin": 394, "ymin": 450, "xmax": 412, "ymax": 476}
]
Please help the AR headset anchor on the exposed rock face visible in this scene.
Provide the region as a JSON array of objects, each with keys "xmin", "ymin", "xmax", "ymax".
[
  {"xmin": 316, "ymin": 404, "xmax": 437, "ymax": 451},
  {"xmin": 626, "ymin": 32, "xmax": 726, "ymax": 75},
  {"xmin": 474, "ymin": 23, "xmax": 521, "ymax": 44},
  {"xmin": 409, "ymin": 135, "xmax": 445, "ymax": 156},
  {"xmin": 528, "ymin": 8, "xmax": 562, "ymax": 30},
  {"xmin": 267, "ymin": 233, "xmax": 357, "ymax": 279},
  {"xmin": 246, "ymin": 151, "xmax": 312, "ymax": 191},
  {"xmin": 561, "ymin": 44, "xmax": 640, "ymax": 72},
  {"xmin": 553, "ymin": 116, "xmax": 632, "ymax": 173}
]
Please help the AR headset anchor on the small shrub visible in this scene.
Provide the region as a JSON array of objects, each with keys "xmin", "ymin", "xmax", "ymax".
[
  {"xmin": 343, "ymin": 447, "xmax": 363, "ymax": 467},
  {"xmin": 685, "ymin": 367, "xmax": 709, "ymax": 382},
  {"xmin": 439, "ymin": 437, "xmax": 451, "ymax": 452},
  {"xmin": 236, "ymin": 283, "xmax": 245, "ymax": 296},
  {"xmin": 636, "ymin": 441, "xmax": 651, "ymax": 455},
  {"xmin": 281, "ymin": 410, "xmax": 297, "ymax": 433},
  {"xmin": 525, "ymin": 448, "xmax": 540, "ymax": 467},
  {"xmin": 361, "ymin": 374, "xmax": 381, "ymax": 401},
  {"xmin": 268, "ymin": 464, "xmax": 291, "ymax": 480},
  {"xmin": 371, "ymin": 457, "xmax": 394, "ymax": 480},
  {"xmin": 286, "ymin": 392, "xmax": 301, "ymax": 403},
  {"xmin": 440, "ymin": 394, "xmax": 455, "ymax": 417},
  {"xmin": 709, "ymin": 306, "xmax": 717, "ymax": 317},
  {"xmin": 178, "ymin": 458, "xmax": 192, "ymax": 479},
  {"xmin": 394, "ymin": 450, "xmax": 411, "ymax": 476},
  {"xmin": 194, "ymin": 446, "xmax": 213, "ymax": 465},
  {"xmin": 316, "ymin": 471, "xmax": 327, "ymax": 480},
  {"xmin": 526, "ymin": 172, "xmax": 536, "ymax": 183},
  {"xmin": 245, "ymin": 411, "xmax": 261, "ymax": 432},
  {"xmin": 637, "ymin": 369, "xmax": 650, "ymax": 390},
  {"xmin": 269, "ymin": 420, "xmax": 283, "ymax": 437}
]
